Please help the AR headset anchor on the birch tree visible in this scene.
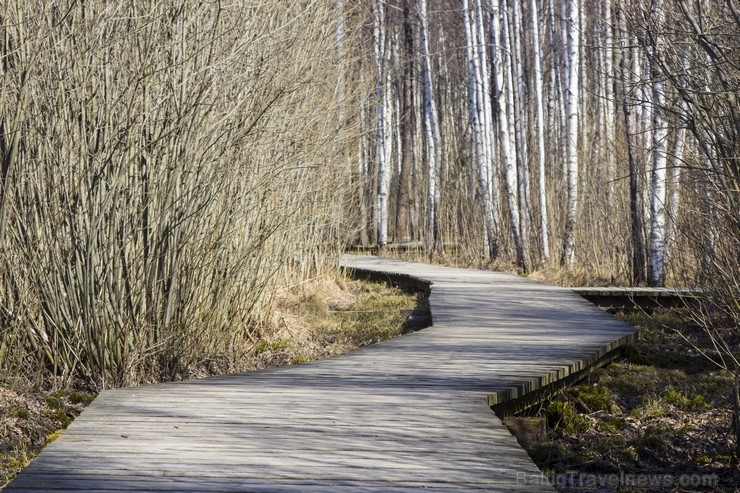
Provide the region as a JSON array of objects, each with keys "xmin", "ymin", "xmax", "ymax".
[
  {"xmin": 418, "ymin": 0, "xmax": 442, "ymax": 253},
  {"xmin": 646, "ymin": 0, "xmax": 668, "ymax": 287},
  {"xmin": 601, "ymin": 0, "xmax": 616, "ymax": 193},
  {"xmin": 463, "ymin": 0, "xmax": 499, "ymax": 259},
  {"xmin": 509, "ymin": 0, "xmax": 532, "ymax": 271},
  {"xmin": 491, "ymin": 0, "xmax": 526, "ymax": 270},
  {"xmin": 561, "ymin": 0, "xmax": 580, "ymax": 267},
  {"xmin": 373, "ymin": 0, "xmax": 391, "ymax": 250},
  {"xmin": 531, "ymin": 0, "xmax": 550, "ymax": 261}
]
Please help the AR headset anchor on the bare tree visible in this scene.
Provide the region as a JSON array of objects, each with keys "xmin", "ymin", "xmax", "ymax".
[
  {"xmin": 531, "ymin": 0, "xmax": 550, "ymax": 261},
  {"xmin": 490, "ymin": 0, "xmax": 526, "ymax": 270},
  {"xmin": 372, "ymin": 0, "xmax": 391, "ymax": 251},
  {"xmin": 561, "ymin": 0, "xmax": 580, "ymax": 267},
  {"xmin": 463, "ymin": 0, "xmax": 500, "ymax": 260},
  {"xmin": 418, "ymin": 0, "xmax": 442, "ymax": 254}
]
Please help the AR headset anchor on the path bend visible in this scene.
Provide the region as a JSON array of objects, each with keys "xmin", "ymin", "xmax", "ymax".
[{"xmin": 5, "ymin": 255, "xmax": 637, "ymax": 492}]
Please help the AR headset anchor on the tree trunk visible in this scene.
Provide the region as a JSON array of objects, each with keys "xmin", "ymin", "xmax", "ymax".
[
  {"xmin": 665, "ymin": 125, "xmax": 685, "ymax": 260},
  {"xmin": 617, "ymin": 5, "xmax": 646, "ymax": 284},
  {"xmin": 464, "ymin": 0, "xmax": 499, "ymax": 260},
  {"xmin": 475, "ymin": 0, "xmax": 500, "ymax": 260},
  {"xmin": 510, "ymin": 0, "xmax": 531, "ymax": 272},
  {"xmin": 418, "ymin": 0, "xmax": 442, "ymax": 254},
  {"xmin": 531, "ymin": 0, "xmax": 550, "ymax": 262},
  {"xmin": 373, "ymin": 0, "xmax": 390, "ymax": 251},
  {"xmin": 561, "ymin": 0, "xmax": 580, "ymax": 267},
  {"xmin": 602, "ymin": 0, "xmax": 616, "ymax": 198},
  {"xmin": 491, "ymin": 0, "xmax": 525, "ymax": 270},
  {"xmin": 647, "ymin": 0, "xmax": 667, "ymax": 287},
  {"xmin": 395, "ymin": 0, "xmax": 414, "ymax": 244}
]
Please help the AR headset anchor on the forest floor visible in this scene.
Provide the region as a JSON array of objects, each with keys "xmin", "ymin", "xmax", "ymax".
[
  {"xmin": 516, "ymin": 310, "xmax": 740, "ymax": 493},
  {"xmin": 0, "ymin": 276, "xmax": 424, "ymax": 489}
]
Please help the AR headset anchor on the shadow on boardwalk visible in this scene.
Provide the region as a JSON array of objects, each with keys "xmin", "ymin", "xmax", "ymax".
[{"xmin": 5, "ymin": 256, "xmax": 636, "ymax": 493}]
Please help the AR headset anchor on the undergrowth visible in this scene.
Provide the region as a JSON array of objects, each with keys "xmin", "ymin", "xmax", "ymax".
[{"xmin": 522, "ymin": 310, "xmax": 739, "ymax": 492}]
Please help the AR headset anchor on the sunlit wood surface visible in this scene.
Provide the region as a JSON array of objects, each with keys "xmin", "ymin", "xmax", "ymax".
[{"xmin": 6, "ymin": 255, "xmax": 637, "ymax": 492}]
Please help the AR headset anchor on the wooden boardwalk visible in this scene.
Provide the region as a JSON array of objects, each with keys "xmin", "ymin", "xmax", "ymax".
[
  {"xmin": 5, "ymin": 256, "xmax": 637, "ymax": 492},
  {"xmin": 571, "ymin": 286, "xmax": 702, "ymax": 310}
]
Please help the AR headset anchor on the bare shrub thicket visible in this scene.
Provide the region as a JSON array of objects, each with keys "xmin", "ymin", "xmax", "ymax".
[
  {"xmin": 0, "ymin": 1, "xmax": 360, "ymax": 388},
  {"xmin": 627, "ymin": 0, "xmax": 739, "ymax": 451}
]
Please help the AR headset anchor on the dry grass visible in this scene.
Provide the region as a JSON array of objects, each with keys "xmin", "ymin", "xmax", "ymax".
[{"xmin": 254, "ymin": 275, "xmax": 422, "ymax": 368}]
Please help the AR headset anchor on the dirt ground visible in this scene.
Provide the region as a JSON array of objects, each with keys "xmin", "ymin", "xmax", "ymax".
[{"xmin": 518, "ymin": 310, "xmax": 740, "ymax": 493}]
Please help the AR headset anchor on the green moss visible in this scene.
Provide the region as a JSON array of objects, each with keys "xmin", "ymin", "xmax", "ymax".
[
  {"xmin": 663, "ymin": 388, "xmax": 711, "ymax": 411},
  {"xmin": 692, "ymin": 453, "xmax": 727, "ymax": 465},
  {"xmin": 45, "ymin": 429, "xmax": 64, "ymax": 444},
  {"xmin": 253, "ymin": 340, "xmax": 269, "ymax": 354},
  {"xmin": 529, "ymin": 441, "xmax": 574, "ymax": 468},
  {"xmin": 290, "ymin": 356, "xmax": 310, "ymax": 365},
  {"xmin": 44, "ymin": 391, "xmax": 66, "ymax": 410},
  {"xmin": 630, "ymin": 364, "xmax": 653, "ymax": 373},
  {"xmin": 546, "ymin": 401, "xmax": 590, "ymax": 435},
  {"xmin": 630, "ymin": 394, "xmax": 667, "ymax": 419},
  {"xmin": 573, "ymin": 384, "xmax": 616, "ymax": 413},
  {"xmin": 67, "ymin": 391, "xmax": 95, "ymax": 406},
  {"xmin": 596, "ymin": 416, "xmax": 626, "ymax": 432},
  {"xmin": 0, "ymin": 450, "xmax": 33, "ymax": 487},
  {"xmin": 694, "ymin": 454, "xmax": 710, "ymax": 465},
  {"xmin": 44, "ymin": 407, "xmax": 72, "ymax": 429},
  {"xmin": 253, "ymin": 339, "xmax": 291, "ymax": 355}
]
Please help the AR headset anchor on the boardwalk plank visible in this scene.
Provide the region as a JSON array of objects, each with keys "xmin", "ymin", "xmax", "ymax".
[{"xmin": 5, "ymin": 256, "xmax": 638, "ymax": 492}]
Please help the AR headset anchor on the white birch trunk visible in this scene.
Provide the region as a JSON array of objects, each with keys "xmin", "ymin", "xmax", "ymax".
[
  {"xmin": 358, "ymin": 88, "xmax": 371, "ymax": 246},
  {"xmin": 475, "ymin": 1, "xmax": 496, "ymax": 211},
  {"xmin": 464, "ymin": 0, "xmax": 499, "ymax": 259},
  {"xmin": 665, "ymin": 127, "xmax": 685, "ymax": 259},
  {"xmin": 665, "ymin": 48, "xmax": 689, "ymax": 259},
  {"xmin": 491, "ymin": 0, "xmax": 525, "ymax": 268},
  {"xmin": 418, "ymin": 0, "xmax": 442, "ymax": 253},
  {"xmin": 531, "ymin": 0, "xmax": 550, "ymax": 260},
  {"xmin": 373, "ymin": 0, "xmax": 390, "ymax": 249},
  {"xmin": 633, "ymin": 39, "xmax": 653, "ymax": 232},
  {"xmin": 547, "ymin": 0, "xmax": 567, "ymax": 168},
  {"xmin": 602, "ymin": 0, "xmax": 616, "ymax": 195},
  {"xmin": 561, "ymin": 0, "xmax": 580, "ymax": 267},
  {"xmin": 648, "ymin": 0, "xmax": 667, "ymax": 286},
  {"xmin": 476, "ymin": 0, "xmax": 499, "ymax": 259},
  {"xmin": 617, "ymin": 4, "xmax": 646, "ymax": 284},
  {"xmin": 510, "ymin": 0, "xmax": 531, "ymax": 271}
]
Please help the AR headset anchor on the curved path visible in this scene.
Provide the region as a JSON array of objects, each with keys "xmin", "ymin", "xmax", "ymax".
[{"xmin": 6, "ymin": 256, "xmax": 636, "ymax": 492}]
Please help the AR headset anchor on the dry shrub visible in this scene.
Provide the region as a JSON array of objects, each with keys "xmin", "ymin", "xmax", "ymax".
[{"xmin": 0, "ymin": 1, "xmax": 362, "ymax": 389}]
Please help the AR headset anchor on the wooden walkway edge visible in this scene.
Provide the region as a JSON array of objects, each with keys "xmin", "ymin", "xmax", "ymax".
[{"xmin": 5, "ymin": 256, "xmax": 637, "ymax": 492}]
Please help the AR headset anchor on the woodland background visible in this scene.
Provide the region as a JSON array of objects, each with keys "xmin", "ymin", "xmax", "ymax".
[{"xmin": 0, "ymin": 0, "xmax": 737, "ymax": 389}]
